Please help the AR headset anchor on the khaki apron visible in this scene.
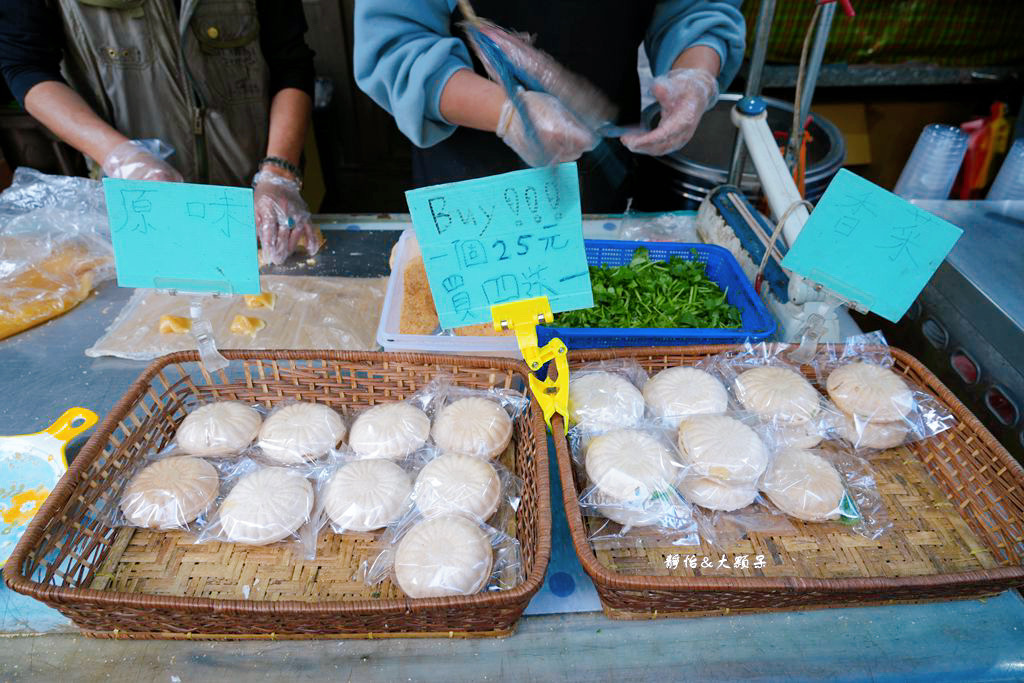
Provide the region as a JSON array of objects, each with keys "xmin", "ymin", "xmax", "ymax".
[{"xmin": 57, "ymin": 0, "xmax": 270, "ymax": 186}]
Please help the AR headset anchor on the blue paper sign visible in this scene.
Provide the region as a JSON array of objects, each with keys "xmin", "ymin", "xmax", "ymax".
[
  {"xmin": 780, "ymin": 169, "xmax": 963, "ymax": 322},
  {"xmin": 405, "ymin": 163, "xmax": 593, "ymax": 329},
  {"xmin": 102, "ymin": 179, "xmax": 260, "ymax": 295}
]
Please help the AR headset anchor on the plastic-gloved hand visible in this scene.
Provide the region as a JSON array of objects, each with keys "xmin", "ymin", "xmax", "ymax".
[
  {"xmin": 101, "ymin": 140, "xmax": 183, "ymax": 182},
  {"xmin": 253, "ymin": 169, "xmax": 319, "ymax": 266},
  {"xmin": 497, "ymin": 90, "xmax": 599, "ymax": 167},
  {"xmin": 621, "ymin": 68, "xmax": 718, "ymax": 157}
]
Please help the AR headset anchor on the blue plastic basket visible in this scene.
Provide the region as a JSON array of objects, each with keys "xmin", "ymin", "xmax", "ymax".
[{"xmin": 536, "ymin": 240, "xmax": 776, "ymax": 349}]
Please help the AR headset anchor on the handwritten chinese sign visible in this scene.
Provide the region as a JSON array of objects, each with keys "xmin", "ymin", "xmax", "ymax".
[
  {"xmin": 780, "ymin": 169, "xmax": 963, "ymax": 322},
  {"xmin": 405, "ymin": 163, "xmax": 593, "ymax": 329},
  {"xmin": 103, "ymin": 179, "xmax": 260, "ymax": 295}
]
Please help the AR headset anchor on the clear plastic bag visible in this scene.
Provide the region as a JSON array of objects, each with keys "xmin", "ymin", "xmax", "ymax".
[
  {"xmin": 365, "ymin": 509, "xmax": 523, "ymax": 598},
  {"xmin": 567, "ymin": 359, "xmax": 648, "ymax": 431},
  {"xmin": 761, "ymin": 445, "xmax": 891, "ymax": 539},
  {"xmin": 346, "ymin": 399, "xmax": 432, "ymax": 462},
  {"xmin": 174, "ymin": 400, "xmax": 264, "ymax": 457},
  {"xmin": 197, "ymin": 458, "xmax": 318, "ymax": 559},
  {"xmin": 424, "ymin": 377, "xmax": 529, "ymax": 460},
  {"xmin": 815, "ymin": 332, "xmax": 956, "ymax": 449},
  {"xmin": 0, "ymin": 168, "xmax": 114, "ymax": 341},
  {"xmin": 642, "ymin": 362, "xmax": 729, "ymax": 429},
  {"xmin": 314, "ymin": 451, "xmax": 415, "ymax": 534},
  {"xmin": 254, "ymin": 401, "xmax": 347, "ymax": 465},
  {"xmin": 410, "ymin": 450, "xmax": 523, "ymax": 530},
  {"xmin": 105, "ymin": 448, "xmax": 226, "ymax": 532}
]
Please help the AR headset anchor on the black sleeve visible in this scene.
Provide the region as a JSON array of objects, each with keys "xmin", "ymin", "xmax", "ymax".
[
  {"xmin": 256, "ymin": 0, "xmax": 316, "ymax": 99},
  {"xmin": 0, "ymin": 0, "xmax": 67, "ymax": 106}
]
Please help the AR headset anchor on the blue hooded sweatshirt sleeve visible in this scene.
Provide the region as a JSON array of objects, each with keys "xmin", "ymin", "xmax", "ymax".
[{"xmin": 354, "ymin": 0, "xmax": 745, "ymax": 149}]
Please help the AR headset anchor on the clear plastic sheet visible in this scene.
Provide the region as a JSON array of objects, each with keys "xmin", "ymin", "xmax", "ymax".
[
  {"xmin": 815, "ymin": 332, "xmax": 956, "ymax": 449},
  {"xmin": 86, "ymin": 275, "xmax": 387, "ymax": 360},
  {"xmin": 365, "ymin": 509, "xmax": 523, "ymax": 598},
  {"xmin": 567, "ymin": 360, "xmax": 648, "ymax": 431},
  {"xmin": 0, "ymin": 168, "xmax": 114, "ymax": 341},
  {"xmin": 255, "ymin": 401, "xmax": 347, "ymax": 465},
  {"xmin": 197, "ymin": 459, "xmax": 318, "ymax": 558},
  {"xmin": 616, "ymin": 210, "xmax": 699, "ymax": 243}
]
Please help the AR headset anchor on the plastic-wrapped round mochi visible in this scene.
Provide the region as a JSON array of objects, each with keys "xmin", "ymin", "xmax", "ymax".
[
  {"xmin": 676, "ymin": 415, "xmax": 768, "ymax": 486},
  {"xmin": 761, "ymin": 448, "xmax": 845, "ymax": 522},
  {"xmin": 394, "ymin": 515, "xmax": 493, "ymax": 598},
  {"xmin": 678, "ymin": 476, "xmax": 758, "ymax": 512},
  {"xmin": 734, "ymin": 366, "xmax": 821, "ymax": 425},
  {"xmin": 257, "ymin": 402, "xmax": 346, "ymax": 464},
  {"xmin": 413, "ymin": 453, "xmax": 501, "ymax": 521},
  {"xmin": 776, "ymin": 420, "xmax": 824, "ymax": 449},
  {"xmin": 826, "ymin": 362, "xmax": 914, "ymax": 423},
  {"xmin": 588, "ymin": 487, "xmax": 688, "ymax": 528},
  {"xmin": 568, "ymin": 372, "xmax": 645, "ymax": 430},
  {"xmin": 431, "ymin": 397, "xmax": 513, "ymax": 459},
  {"xmin": 218, "ymin": 467, "xmax": 314, "ymax": 544},
  {"xmin": 836, "ymin": 412, "xmax": 908, "ymax": 450},
  {"xmin": 584, "ymin": 429, "xmax": 679, "ymax": 502},
  {"xmin": 348, "ymin": 402, "xmax": 430, "ymax": 460},
  {"xmin": 175, "ymin": 401, "xmax": 261, "ymax": 456},
  {"xmin": 121, "ymin": 456, "xmax": 219, "ymax": 528},
  {"xmin": 323, "ymin": 459, "xmax": 411, "ymax": 532},
  {"xmin": 643, "ymin": 367, "xmax": 728, "ymax": 427}
]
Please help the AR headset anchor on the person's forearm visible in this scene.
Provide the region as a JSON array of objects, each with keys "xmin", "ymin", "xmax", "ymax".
[
  {"xmin": 264, "ymin": 87, "xmax": 312, "ymax": 170},
  {"xmin": 438, "ymin": 68, "xmax": 507, "ymax": 133},
  {"xmin": 23, "ymin": 80, "xmax": 128, "ymax": 165},
  {"xmin": 671, "ymin": 44, "xmax": 721, "ymax": 75}
]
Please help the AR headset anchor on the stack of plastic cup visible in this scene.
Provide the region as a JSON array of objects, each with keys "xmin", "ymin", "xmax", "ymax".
[
  {"xmin": 893, "ymin": 124, "xmax": 969, "ymax": 199},
  {"xmin": 987, "ymin": 138, "xmax": 1024, "ymax": 200}
]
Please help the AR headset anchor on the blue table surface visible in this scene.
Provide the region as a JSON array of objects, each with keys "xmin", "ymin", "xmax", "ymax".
[{"xmin": 1, "ymin": 224, "xmax": 1023, "ymax": 681}]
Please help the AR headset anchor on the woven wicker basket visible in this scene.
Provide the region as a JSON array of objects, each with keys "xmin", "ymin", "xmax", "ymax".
[
  {"xmin": 4, "ymin": 351, "xmax": 551, "ymax": 639},
  {"xmin": 555, "ymin": 345, "xmax": 1024, "ymax": 619}
]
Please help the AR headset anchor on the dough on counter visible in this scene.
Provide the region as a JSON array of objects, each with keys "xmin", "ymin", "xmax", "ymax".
[
  {"xmin": 568, "ymin": 371, "xmax": 645, "ymax": 430},
  {"xmin": 120, "ymin": 456, "xmax": 219, "ymax": 528},
  {"xmin": 348, "ymin": 402, "xmax": 430, "ymax": 461},
  {"xmin": 431, "ymin": 397, "xmax": 513, "ymax": 459},
  {"xmin": 584, "ymin": 429, "xmax": 680, "ymax": 502},
  {"xmin": 734, "ymin": 366, "xmax": 821, "ymax": 424},
  {"xmin": 643, "ymin": 366, "xmax": 728, "ymax": 427},
  {"xmin": 413, "ymin": 453, "xmax": 502, "ymax": 521},
  {"xmin": 244, "ymin": 292, "xmax": 276, "ymax": 310},
  {"xmin": 836, "ymin": 412, "xmax": 909, "ymax": 450},
  {"xmin": 229, "ymin": 315, "xmax": 266, "ymax": 337},
  {"xmin": 394, "ymin": 514, "xmax": 493, "ymax": 598},
  {"xmin": 678, "ymin": 476, "xmax": 758, "ymax": 512},
  {"xmin": 218, "ymin": 466, "xmax": 314, "ymax": 545},
  {"xmin": 322, "ymin": 459, "xmax": 411, "ymax": 532},
  {"xmin": 175, "ymin": 401, "xmax": 262, "ymax": 456},
  {"xmin": 677, "ymin": 415, "xmax": 769, "ymax": 486},
  {"xmin": 761, "ymin": 448, "xmax": 845, "ymax": 522},
  {"xmin": 258, "ymin": 402, "xmax": 346, "ymax": 464},
  {"xmin": 158, "ymin": 315, "xmax": 191, "ymax": 335},
  {"xmin": 826, "ymin": 362, "xmax": 914, "ymax": 423}
]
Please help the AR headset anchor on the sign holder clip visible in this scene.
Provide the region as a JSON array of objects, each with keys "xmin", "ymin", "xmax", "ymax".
[{"xmin": 490, "ymin": 296, "xmax": 569, "ymax": 433}]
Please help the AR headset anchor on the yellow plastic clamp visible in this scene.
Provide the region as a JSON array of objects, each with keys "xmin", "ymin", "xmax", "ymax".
[{"xmin": 491, "ymin": 296, "xmax": 569, "ymax": 433}]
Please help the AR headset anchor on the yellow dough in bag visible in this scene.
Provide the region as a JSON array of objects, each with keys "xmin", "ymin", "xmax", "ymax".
[
  {"xmin": 158, "ymin": 315, "xmax": 192, "ymax": 334},
  {"xmin": 230, "ymin": 315, "xmax": 266, "ymax": 337}
]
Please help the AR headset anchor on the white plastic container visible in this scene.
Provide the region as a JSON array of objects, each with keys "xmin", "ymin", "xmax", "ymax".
[{"xmin": 377, "ymin": 231, "xmax": 520, "ymax": 357}]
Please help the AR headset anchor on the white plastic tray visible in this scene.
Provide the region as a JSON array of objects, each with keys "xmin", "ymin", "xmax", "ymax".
[{"xmin": 377, "ymin": 230, "xmax": 520, "ymax": 357}]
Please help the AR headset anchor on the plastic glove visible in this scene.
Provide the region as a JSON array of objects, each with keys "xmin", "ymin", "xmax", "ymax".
[
  {"xmin": 101, "ymin": 140, "xmax": 183, "ymax": 182},
  {"xmin": 497, "ymin": 90, "xmax": 599, "ymax": 167},
  {"xmin": 253, "ymin": 169, "xmax": 319, "ymax": 266},
  {"xmin": 621, "ymin": 68, "xmax": 718, "ymax": 157}
]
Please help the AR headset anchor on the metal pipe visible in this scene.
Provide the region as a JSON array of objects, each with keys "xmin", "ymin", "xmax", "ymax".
[
  {"xmin": 727, "ymin": 0, "xmax": 776, "ymax": 186},
  {"xmin": 787, "ymin": 2, "xmax": 836, "ymax": 165}
]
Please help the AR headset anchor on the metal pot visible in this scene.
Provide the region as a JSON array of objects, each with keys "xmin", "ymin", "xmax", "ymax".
[{"xmin": 637, "ymin": 93, "xmax": 846, "ymax": 208}]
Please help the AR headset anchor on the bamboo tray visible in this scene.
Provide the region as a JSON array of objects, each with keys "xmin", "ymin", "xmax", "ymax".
[
  {"xmin": 4, "ymin": 351, "xmax": 551, "ymax": 639},
  {"xmin": 554, "ymin": 345, "xmax": 1024, "ymax": 619}
]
